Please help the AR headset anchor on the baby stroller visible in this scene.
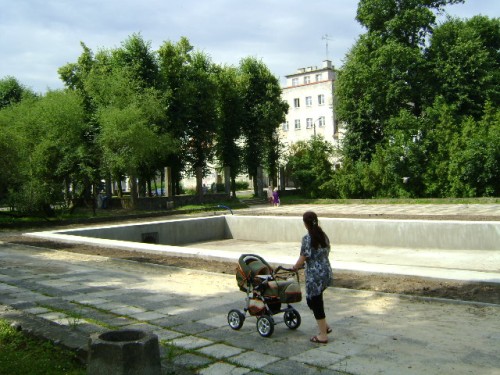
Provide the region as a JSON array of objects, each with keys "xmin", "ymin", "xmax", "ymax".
[{"xmin": 227, "ymin": 254, "xmax": 302, "ymax": 337}]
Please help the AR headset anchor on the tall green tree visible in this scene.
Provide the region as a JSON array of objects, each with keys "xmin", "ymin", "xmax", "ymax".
[
  {"xmin": 0, "ymin": 91, "xmax": 88, "ymax": 214},
  {"xmin": 0, "ymin": 76, "xmax": 36, "ymax": 109},
  {"xmin": 337, "ymin": 0, "xmax": 463, "ymax": 162},
  {"xmin": 182, "ymin": 51, "xmax": 219, "ymax": 196},
  {"xmin": 0, "ymin": 103, "xmax": 25, "ymax": 204},
  {"xmin": 112, "ymin": 33, "xmax": 159, "ymax": 90},
  {"xmin": 239, "ymin": 57, "xmax": 288, "ymax": 194},
  {"xmin": 213, "ymin": 65, "xmax": 245, "ymax": 197},
  {"xmin": 60, "ymin": 35, "xmax": 177, "ymax": 204},
  {"xmin": 447, "ymin": 105, "xmax": 500, "ymax": 197},
  {"xmin": 286, "ymin": 136, "xmax": 334, "ymax": 198},
  {"xmin": 425, "ymin": 15, "xmax": 500, "ymax": 119},
  {"xmin": 157, "ymin": 37, "xmax": 194, "ymax": 195},
  {"xmin": 58, "ymin": 43, "xmax": 103, "ymax": 204}
]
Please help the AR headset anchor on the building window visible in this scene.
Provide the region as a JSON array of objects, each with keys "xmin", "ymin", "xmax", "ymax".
[
  {"xmin": 294, "ymin": 98, "xmax": 300, "ymax": 108},
  {"xmin": 306, "ymin": 118, "xmax": 313, "ymax": 129},
  {"xmin": 294, "ymin": 119, "xmax": 301, "ymax": 130},
  {"xmin": 305, "ymin": 96, "xmax": 312, "ymax": 107},
  {"xmin": 318, "ymin": 94, "xmax": 325, "ymax": 105},
  {"xmin": 318, "ymin": 116, "xmax": 326, "ymax": 127},
  {"xmin": 315, "ymin": 73, "xmax": 322, "ymax": 82},
  {"xmin": 282, "ymin": 121, "xmax": 289, "ymax": 131},
  {"xmin": 292, "ymin": 78, "xmax": 298, "ymax": 86},
  {"xmin": 304, "ymin": 76, "xmax": 310, "ymax": 84}
]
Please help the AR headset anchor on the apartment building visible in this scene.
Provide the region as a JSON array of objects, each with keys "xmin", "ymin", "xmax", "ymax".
[{"xmin": 280, "ymin": 60, "xmax": 341, "ymax": 149}]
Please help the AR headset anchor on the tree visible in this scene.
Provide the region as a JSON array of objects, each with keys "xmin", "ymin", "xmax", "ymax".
[
  {"xmin": 182, "ymin": 51, "xmax": 219, "ymax": 197},
  {"xmin": 112, "ymin": 33, "xmax": 159, "ymax": 90},
  {"xmin": 356, "ymin": 0, "xmax": 463, "ymax": 46},
  {"xmin": 0, "ymin": 90, "xmax": 88, "ymax": 214},
  {"xmin": 447, "ymin": 103, "xmax": 500, "ymax": 197},
  {"xmin": 97, "ymin": 82, "xmax": 175, "ymax": 205},
  {"xmin": 239, "ymin": 57, "xmax": 288, "ymax": 194},
  {"xmin": 337, "ymin": 36, "xmax": 426, "ymax": 161},
  {"xmin": 213, "ymin": 65, "xmax": 245, "ymax": 197},
  {"xmin": 60, "ymin": 35, "xmax": 178, "ymax": 204},
  {"xmin": 157, "ymin": 37, "xmax": 195, "ymax": 195},
  {"xmin": 0, "ymin": 106, "xmax": 24, "ymax": 204},
  {"xmin": 425, "ymin": 15, "xmax": 500, "ymax": 119},
  {"xmin": 85, "ymin": 56, "xmax": 175, "ymax": 205},
  {"xmin": 337, "ymin": 0, "xmax": 463, "ymax": 162},
  {"xmin": 0, "ymin": 76, "xmax": 37, "ymax": 109},
  {"xmin": 286, "ymin": 136, "xmax": 334, "ymax": 198}
]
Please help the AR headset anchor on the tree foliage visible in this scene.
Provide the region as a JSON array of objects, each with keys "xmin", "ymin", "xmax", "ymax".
[
  {"xmin": 239, "ymin": 57, "xmax": 288, "ymax": 194},
  {"xmin": 335, "ymin": 0, "xmax": 499, "ymax": 198},
  {"xmin": 213, "ymin": 65, "xmax": 245, "ymax": 197},
  {"xmin": 286, "ymin": 136, "xmax": 334, "ymax": 198},
  {"xmin": 1, "ymin": 34, "xmax": 287, "ymax": 213}
]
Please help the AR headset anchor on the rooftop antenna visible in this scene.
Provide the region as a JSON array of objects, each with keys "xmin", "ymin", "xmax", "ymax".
[{"xmin": 322, "ymin": 34, "xmax": 332, "ymax": 59}]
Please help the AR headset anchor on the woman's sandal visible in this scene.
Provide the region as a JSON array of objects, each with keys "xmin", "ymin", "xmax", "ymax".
[
  {"xmin": 327, "ymin": 327, "xmax": 332, "ymax": 334},
  {"xmin": 310, "ymin": 335, "xmax": 328, "ymax": 344}
]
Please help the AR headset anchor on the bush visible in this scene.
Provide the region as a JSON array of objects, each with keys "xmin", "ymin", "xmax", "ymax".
[{"xmin": 235, "ymin": 180, "xmax": 249, "ymax": 190}]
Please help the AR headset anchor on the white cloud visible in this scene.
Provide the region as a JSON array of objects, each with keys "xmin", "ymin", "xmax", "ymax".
[{"xmin": 0, "ymin": 0, "xmax": 497, "ymax": 93}]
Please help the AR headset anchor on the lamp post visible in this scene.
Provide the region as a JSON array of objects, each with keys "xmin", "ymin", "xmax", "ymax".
[{"xmin": 313, "ymin": 117, "xmax": 322, "ymax": 137}]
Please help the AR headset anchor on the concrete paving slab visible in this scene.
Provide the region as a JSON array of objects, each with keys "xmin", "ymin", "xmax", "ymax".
[
  {"xmin": 129, "ymin": 311, "xmax": 166, "ymax": 321},
  {"xmin": 197, "ymin": 343, "xmax": 244, "ymax": 359},
  {"xmin": 198, "ymin": 362, "xmax": 250, "ymax": 375},
  {"xmin": 24, "ymin": 306, "xmax": 51, "ymax": 315},
  {"xmin": 170, "ymin": 336, "xmax": 215, "ymax": 350},
  {"xmin": 109, "ymin": 305, "xmax": 146, "ymax": 316},
  {"xmin": 230, "ymin": 350, "xmax": 281, "ymax": 369},
  {"xmin": 154, "ymin": 328, "xmax": 184, "ymax": 341},
  {"xmin": 172, "ymin": 352, "xmax": 213, "ymax": 369},
  {"xmin": 291, "ymin": 347, "xmax": 346, "ymax": 367}
]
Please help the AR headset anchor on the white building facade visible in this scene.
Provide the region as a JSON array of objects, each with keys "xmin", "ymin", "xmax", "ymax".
[{"xmin": 280, "ymin": 60, "xmax": 341, "ymax": 150}]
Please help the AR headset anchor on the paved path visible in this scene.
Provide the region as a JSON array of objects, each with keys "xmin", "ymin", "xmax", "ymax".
[
  {"xmin": 1, "ymin": 244, "xmax": 499, "ymax": 375},
  {"xmin": 238, "ymin": 202, "xmax": 500, "ymax": 219},
  {"xmin": 0, "ymin": 204, "xmax": 499, "ymax": 374}
]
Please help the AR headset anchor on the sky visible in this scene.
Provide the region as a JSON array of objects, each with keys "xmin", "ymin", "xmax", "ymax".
[{"xmin": 1, "ymin": 0, "xmax": 498, "ymax": 94}]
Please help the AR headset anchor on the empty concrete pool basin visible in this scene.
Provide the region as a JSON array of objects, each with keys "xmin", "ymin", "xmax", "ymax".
[{"xmin": 25, "ymin": 215, "xmax": 500, "ymax": 282}]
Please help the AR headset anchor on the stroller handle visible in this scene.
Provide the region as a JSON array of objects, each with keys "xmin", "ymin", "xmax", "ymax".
[{"xmin": 275, "ymin": 265, "xmax": 294, "ymax": 272}]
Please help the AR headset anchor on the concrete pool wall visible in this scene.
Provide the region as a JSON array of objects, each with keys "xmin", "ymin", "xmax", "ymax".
[{"xmin": 30, "ymin": 215, "xmax": 499, "ymax": 251}]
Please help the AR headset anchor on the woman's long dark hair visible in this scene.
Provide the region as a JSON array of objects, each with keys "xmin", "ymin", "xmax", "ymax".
[{"xmin": 303, "ymin": 211, "xmax": 328, "ymax": 249}]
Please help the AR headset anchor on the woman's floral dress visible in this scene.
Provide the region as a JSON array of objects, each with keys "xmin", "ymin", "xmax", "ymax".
[{"xmin": 300, "ymin": 234, "xmax": 333, "ymax": 298}]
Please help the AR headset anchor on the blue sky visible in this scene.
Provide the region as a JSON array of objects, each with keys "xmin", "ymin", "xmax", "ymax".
[{"xmin": 1, "ymin": 0, "xmax": 498, "ymax": 94}]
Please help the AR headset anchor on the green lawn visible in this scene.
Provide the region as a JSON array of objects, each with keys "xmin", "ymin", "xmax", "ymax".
[{"xmin": 0, "ymin": 319, "xmax": 86, "ymax": 375}]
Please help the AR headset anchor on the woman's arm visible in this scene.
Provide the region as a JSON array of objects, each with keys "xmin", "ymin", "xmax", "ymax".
[{"xmin": 293, "ymin": 255, "xmax": 307, "ymax": 271}]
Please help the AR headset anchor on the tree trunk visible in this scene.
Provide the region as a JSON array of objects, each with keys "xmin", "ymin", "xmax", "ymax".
[
  {"xmin": 196, "ymin": 166, "xmax": 203, "ymax": 198},
  {"xmin": 130, "ymin": 175, "xmax": 138, "ymax": 209}
]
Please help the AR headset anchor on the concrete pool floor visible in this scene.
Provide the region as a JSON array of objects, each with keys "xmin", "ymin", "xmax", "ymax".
[{"xmin": 186, "ymin": 238, "xmax": 500, "ymax": 283}]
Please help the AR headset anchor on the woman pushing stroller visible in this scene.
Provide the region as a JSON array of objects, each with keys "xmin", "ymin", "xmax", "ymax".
[{"xmin": 292, "ymin": 211, "xmax": 333, "ymax": 344}]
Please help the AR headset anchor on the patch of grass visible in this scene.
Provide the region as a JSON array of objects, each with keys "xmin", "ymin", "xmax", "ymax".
[
  {"xmin": 0, "ymin": 197, "xmax": 250, "ymax": 227},
  {"xmin": 0, "ymin": 318, "xmax": 86, "ymax": 375}
]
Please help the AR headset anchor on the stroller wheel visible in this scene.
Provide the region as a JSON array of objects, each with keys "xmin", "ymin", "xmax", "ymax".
[
  {"xmin": 284, "ymin": 308, "xmax": 301, "ymax": 330},
  {"xmin": 256, "ymin": 315, "xmax": 274, "ymax": 337},
  {"xmin": 227, "ymin": 309, "xmax": 245, "ymax": 330}
]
